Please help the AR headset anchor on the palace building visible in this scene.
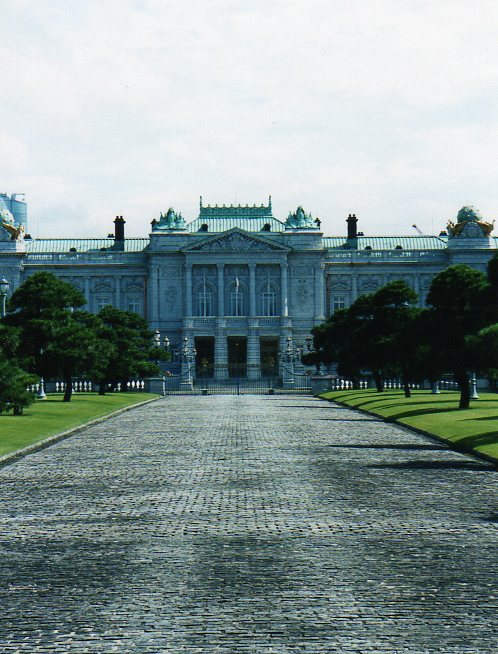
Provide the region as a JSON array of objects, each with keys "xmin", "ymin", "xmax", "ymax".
[{"xmin": 0, "ymin": 196, "xmax": 496, "ymax": 381}]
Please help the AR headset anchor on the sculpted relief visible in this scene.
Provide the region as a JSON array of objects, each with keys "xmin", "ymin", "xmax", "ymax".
[
  {"xmin": 165, "ymin": 286, "xmax": 178, "ymax": 312},
  {"xmin": 190, "ymin": 231, "xmax": 284, "ymax": 253}
]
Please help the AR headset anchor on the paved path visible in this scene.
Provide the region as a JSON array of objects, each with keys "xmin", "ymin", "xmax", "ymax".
[{"xmin": 0, "ymin": 396, "xmax": 497, "ymax": 653}]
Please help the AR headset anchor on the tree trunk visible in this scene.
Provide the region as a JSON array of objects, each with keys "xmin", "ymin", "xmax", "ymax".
[
  {"xmin": 373, "ymin": 371, "xmax": 384, "ymax": 393},
  {"xmin": 455, "ymin": 370, "xmax": 470, "ymax": 409},
  {"xmin": 120, "ymin": 379, "xmax": 128, "ymax": 392},
  {"xmin": 98, "ymin": 381, "xmax": 106, "ymax": 396},
  {"xmin": 402, "ymin": 373, "xmax": 411, "ymax": 398},
  {"xmin": 13, "ymin": 405, "xmax": 23, "ymax": 415},
  {"xmin": 63, "ymin": 376, "xmax": 73, "ymax": 402},
  {"xmin": 352, "ymin": 376, "xmax": 360, "ymax": 390}
]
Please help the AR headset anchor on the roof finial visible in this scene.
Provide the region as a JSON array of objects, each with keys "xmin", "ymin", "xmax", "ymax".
[
  {"xmin": 199, "ymin": 195, "xmax": 203, "ymax": 209},
  {"xmin": 268, "ymin": 195, "xmax": 272, "ymax": 210}
]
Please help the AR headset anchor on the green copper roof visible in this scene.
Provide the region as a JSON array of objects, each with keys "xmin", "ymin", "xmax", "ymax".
[
  {"xmin": 187, "ymin": 216, "xmax": 285, "ymax": 233},
  {"xmin": 25, "ymin": 238, "xmax": 149, "ymax": 253},
  {"xmin": 186, "ymin": 199, "xmax": 285, "ymax": 233},
  {"xmin": 323, "ymin": 235, "xmax": 448, "ymax": 251}
]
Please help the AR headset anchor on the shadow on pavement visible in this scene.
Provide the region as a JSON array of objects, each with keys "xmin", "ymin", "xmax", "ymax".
[
  {"xmin": 326, "ymin": 443, "xmax": 447, "ymax": 451},
  {"xmin": 369, "ymin": 460, "xmax": 492, "ymax": 471}
]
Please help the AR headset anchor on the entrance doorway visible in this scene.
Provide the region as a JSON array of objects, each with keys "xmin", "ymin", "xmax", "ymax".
[
  {"xmin": 195, "ymin": 337, "xmax": 215, "ymax": 378},
  {"xmin": 227, "ymin": 337, "xmax": 247, "ymax": 378},
  {"xmin": 260, "ymin": 337, "xmax": 279, "ymax": 379}
]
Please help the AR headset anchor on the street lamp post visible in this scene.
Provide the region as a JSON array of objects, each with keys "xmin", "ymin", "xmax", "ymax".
[
  {"xmin": 0, "ymin": 276, "xmax": 10, "ymax": 318},
  {"xmin": 281, "ymin": 336, "xmax": 300, "ymax": 389}
]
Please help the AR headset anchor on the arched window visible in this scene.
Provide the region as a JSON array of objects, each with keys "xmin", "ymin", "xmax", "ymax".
[
  {"xmin": 260, "ymin": 288, "xmax": 277, "ymax": 316},
  {"xmin": 196, "ymin": 281, "xmax": 214, "ymax": 316},
  {"xmin": 228, "ymin": 285, "xmax": 244, "ymax": 316}
]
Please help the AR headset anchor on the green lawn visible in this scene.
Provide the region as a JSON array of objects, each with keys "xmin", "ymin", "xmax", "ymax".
[
  {"xmin": 319, "ymin": 389, "xmax": 498, "ymax": 462},
  {"xmin": 0, "ymin": 393, "xmax": 159, "ymax": 457}
]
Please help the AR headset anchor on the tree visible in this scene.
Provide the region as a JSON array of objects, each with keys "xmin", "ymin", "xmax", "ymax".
[
  {"xmin": 40, "ymin": 311, "xmax": 112, "ymax": 401},
  {"xmin": 7, "ymin": 272, "xmax": 86, "ymax": 377},
  {"xmin": 0, "ymin": 323, "xmax": 36, "ymax": 415},
  {"xmin": 311, "ymin": 281, "xmax": 422, "ymax": 394},
  {"xmin": 91, "ymin": 307, "xmax": 163, "ymax": 394},
  {"xmin": 426, "ymin": 264, "xmax": 490, "ymax": 409},
  {"xmin": 6, "ymin": 273, "xmax": 110, "ymax": 401}
]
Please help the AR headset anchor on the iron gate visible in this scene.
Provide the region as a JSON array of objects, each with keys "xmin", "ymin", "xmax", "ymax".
[{"xmin": 162, "ymin": 366, "xmax": 311, "ymax": 395}]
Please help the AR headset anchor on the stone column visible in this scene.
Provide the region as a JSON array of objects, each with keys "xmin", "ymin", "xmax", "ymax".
[
  {"xmin": 151, "ymin": 265, "xmax": 160, "ymax": 322},
  {"xmin": 351, "ymin": 274, "xmax": 358, "ymax": 302},
  {"xmin": 247, "ymin": 329, "xmax": 260, "ymax": 379},
  {"xmin": 185, "ymin": 263, "xmax": 193, "ymax": 316},
  {"xmin": 84, "ymin": 278, "xmax": 90, "ymax": 309},
  {"xmin": 217, "ymin": 263, "xmax": 224, "ymax": 317},
  {"xmin": 280, "ymin": 261, "xmax": 288, "ymax": 317},
  {"xmin": 314, "ymin": 263, "xmax": 325, "ymax": 322},
  {"xmin": 414, "ymin": 275, "xmax": 421, "ymax": 305},
  {"xmin": 249, "ymin": 263, "xmax": 256, "ymax": 317},
  {"xmin": 215, "ymin": 320, "xmax": 227, "ymax": 380},
  {"xmin": 115, "ymin": 276, "xmax": 121, "ymax": 310}
]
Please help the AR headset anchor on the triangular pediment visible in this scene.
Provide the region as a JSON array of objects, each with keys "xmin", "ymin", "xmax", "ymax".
[{"xmin": 182, "ymin": 228, "xmax": 291, "ymax": 253}]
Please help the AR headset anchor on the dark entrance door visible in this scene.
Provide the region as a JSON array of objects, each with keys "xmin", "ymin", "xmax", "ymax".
[
  {"xmin": 195, "ymin": 336, "xmax": 215, "ymax": 378},
  {"xmin": 260, "ymin": 337, "xmax": 279, "ymax": 380},
  {"xmin": 227, "ymin": 337, "xmax": 247, "ymax": 378}
]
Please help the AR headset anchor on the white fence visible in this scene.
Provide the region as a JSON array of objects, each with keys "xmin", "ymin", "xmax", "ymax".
[{"xmin": 27, "ymin": 379, "xmax": 147, "ymax": 393}]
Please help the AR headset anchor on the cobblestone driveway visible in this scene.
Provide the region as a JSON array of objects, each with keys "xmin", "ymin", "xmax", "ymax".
[{"xmin": 0, "ymin": 396, "xmax": 497, "ymax": 653}]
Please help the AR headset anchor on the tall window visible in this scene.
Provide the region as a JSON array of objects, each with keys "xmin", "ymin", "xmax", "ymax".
[
  {"xmin": 197, "ymin": 290, "xmax": 213, "ymax": 316},
  {"xmin": 332, "ymin": 295, "xmax": 346, "ymax": 313},
  {"xmin": 229, "ymin": 289, "xmax": 244, "ymax": 316},
  {"xmin": 127, "ymin": 299, "xmax": 141, "ymax": 314},
  {"xmin": 96, "ymin": 296, "xmax": 111, "ymax": 312},
  {"xmin": 260, "ymin": 290, "xmax": 277, "ymax": 316}
]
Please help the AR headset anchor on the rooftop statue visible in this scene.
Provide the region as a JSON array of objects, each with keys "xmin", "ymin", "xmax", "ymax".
[
  {"xmin": 152, "ymin": 207, "xmax": 186, "ymax": 231},
  {"xmin": 285, "ymin": 206, "xmax": 316, "ymax": 229},
  {"xmin": 447, "ymin": 205, "xmax": 494, "ymax": 238},
  {"xmin": 0, "ymin": 206, "xmax": 25, "ymax": 241}
]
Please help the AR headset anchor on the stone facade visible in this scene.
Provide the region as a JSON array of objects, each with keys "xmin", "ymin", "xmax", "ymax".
[{"xmin": 0, "ymin": 199, "xmax": 496, "ymax": 380}]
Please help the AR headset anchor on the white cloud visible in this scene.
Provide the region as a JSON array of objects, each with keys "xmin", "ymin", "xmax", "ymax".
[{"xmin": 1, "ymin": 0, "xmax": 497, "ymax": 237}]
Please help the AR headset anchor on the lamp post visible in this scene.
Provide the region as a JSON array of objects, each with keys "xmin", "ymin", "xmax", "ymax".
[
  {"xmin": 152, "ymin": 330, "xmax": 172, "ymax": 395},
  {"xmin": 0, "ymin": 276, "xmax": 9, "ymax": 318},
  {"xmin": 280, "ymin": 335, "xmax": 299, "ymax": 389},
  {"xmin": 181, "ymin": 336, "xmax": 196, "ymax": 390}
]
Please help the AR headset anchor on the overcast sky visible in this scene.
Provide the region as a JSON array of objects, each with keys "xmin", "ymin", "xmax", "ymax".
[{"xmin": 1, "ymin": 0, "xmax": 498, "ymax": 238}]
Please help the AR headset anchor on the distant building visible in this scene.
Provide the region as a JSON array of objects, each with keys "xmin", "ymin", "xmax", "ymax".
[{"xmin": 0, "ymin": 197, "xmax": 495, "ymax": 381}]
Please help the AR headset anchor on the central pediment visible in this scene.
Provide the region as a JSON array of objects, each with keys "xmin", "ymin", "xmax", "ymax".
[{"xmin": 182, "ymin": 228, "xmax": 291, "ymax": 253}]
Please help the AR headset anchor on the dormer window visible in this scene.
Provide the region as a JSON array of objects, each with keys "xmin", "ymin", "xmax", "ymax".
[
  {"xmin": 262, "ymin": 223, "xmax": 271, "ymax": 232},
  {"xmin": 199, "ymin": 224, "xmax": 209, "ymax": 232}
]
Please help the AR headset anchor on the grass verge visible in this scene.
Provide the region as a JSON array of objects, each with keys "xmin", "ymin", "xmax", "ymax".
[
  {"xmin": 319, "ymin": 389, "xmax": 498, "ymax": 463},
  {"xmin": 0, "ymin": 393, "xmax": 159, "ymax": 457}
]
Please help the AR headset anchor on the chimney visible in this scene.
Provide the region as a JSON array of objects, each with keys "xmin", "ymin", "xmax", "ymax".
[
  {"xmin": 346, "ymin": 213, "xmax": 358, "ymax": 240},
  {"xmin": 114, "ymin": 215, "xmax": 125, "ymax": 239}
]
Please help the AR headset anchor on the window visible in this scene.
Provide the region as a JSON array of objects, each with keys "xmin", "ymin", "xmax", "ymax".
[
  {"xmin": 332, "ymin": 295, "xmax": 346, "ymax": 313},
  {"xmin": 127, "ymin": 299, "xmax": 141, "ymax": 314},
  {"xmin": 229, "ymin": 290, "xmax": 244, "ymax": 316},
  {"xmin": 197, "ymin": 290, "xmax": 213, "ymax": 316},
  {"xmin": 260, "ymin": 290, "xmax": 277, "ymax": 316},
  {"xmin": 96, "ymin": 296, "xmax": 111, "ymax": 312}
]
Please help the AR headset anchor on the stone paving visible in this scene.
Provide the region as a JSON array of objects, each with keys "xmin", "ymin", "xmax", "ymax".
[{"xmin": 0, "ymin": 395, "xmax": 497, "ymax": 653}]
